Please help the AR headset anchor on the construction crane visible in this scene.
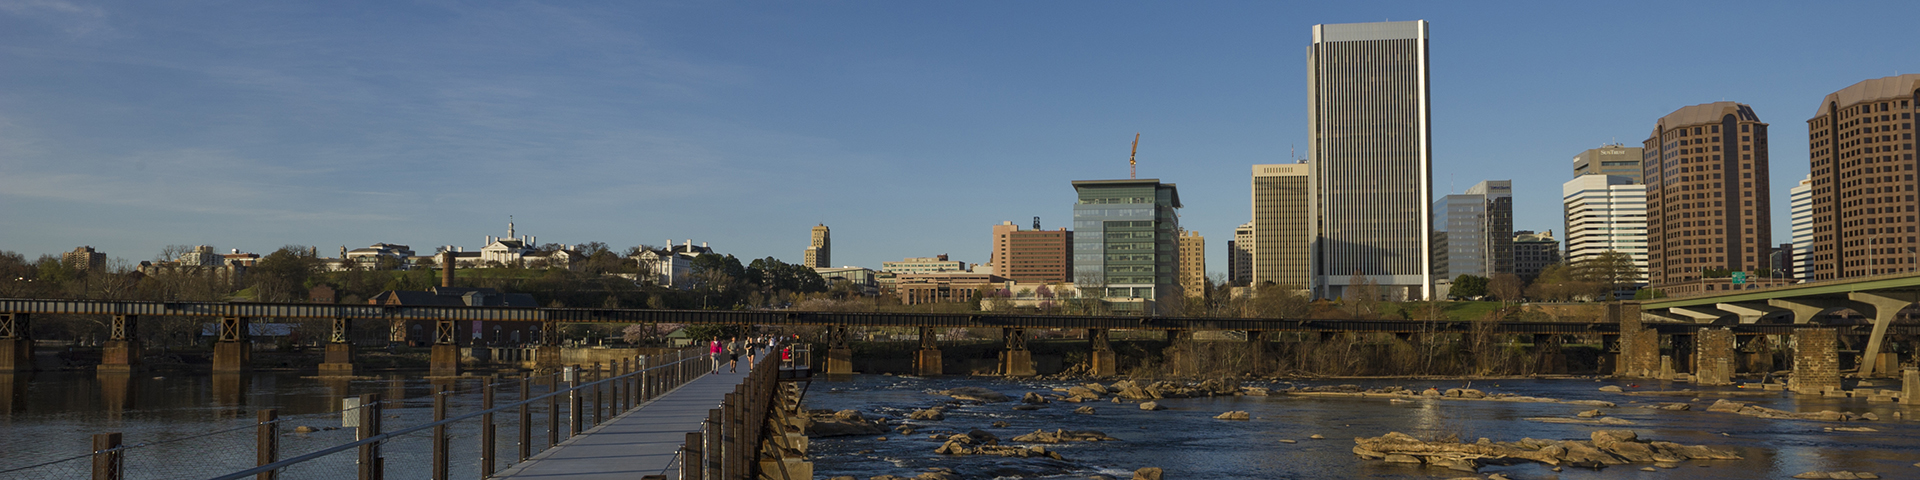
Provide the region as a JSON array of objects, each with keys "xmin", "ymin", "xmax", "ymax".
[{"xmin": 1129, "ymin": 133, "xmax": 1140, "ymax": 179}]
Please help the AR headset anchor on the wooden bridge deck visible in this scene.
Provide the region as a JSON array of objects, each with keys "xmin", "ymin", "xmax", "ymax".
[{"xmin": 490, "ymin": 357, "xmax": 747, "ymax": 480}]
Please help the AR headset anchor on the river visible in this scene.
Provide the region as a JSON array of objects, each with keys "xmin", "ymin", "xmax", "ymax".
[{"xmin": 802, "ymin": 375, "xmax": 1920, "ymax": 479}]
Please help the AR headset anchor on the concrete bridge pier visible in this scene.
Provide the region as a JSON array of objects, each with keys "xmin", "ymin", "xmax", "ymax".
[
  {"xmin": 914, "ymin": 327, "xmax": 941, "ymax": 376},
  {"xmin": 1597, "ymin": 334, "xmax": 1619, "ymax": 374},
  {"xmin": 0, "ymin": 313, "xmax": 32, "ymax": 372},
  {"xmin": 1791, "ymin": 328, "xmax": 1842, "ymax": 394},
  {"xmin": 1693, "ymin": 328, "xmax": 1735, "ymax": 386},
  {"xmin": 98, "ymin": 314, "xmax": 140, "ymax": 373},
  {"xmin": 430, "ymin": 319, "xmax": 460, "ymax": 377},
  {"xmin": 211, "ymin": 316, "xmax": 251, "ymax": 373},
  {"xmin": 1165, "ymin": 329, "xmax": 1196, "ymax": 378},
  {"xmin": 1000, "ymin": 328, "xmax": 1034, "ymax": 377},
  {"xmin": 319, "ymin": 318, "xmax": 355, "ymax": 376},
  {"xmin": 1903, "ymin": 367, "xmax": 1919, "ymax": 405},
  {"xmin": 1532, "ymin": 334, "xmax": 1566, "ymax": 374},
  {"xmin": 1087, "ymin": 329, "xmax": 1116, "ymax": 376},
  {"xmin": 1246, "ymin": 330, "xmax": 1268, "ymax": 369},
  {"xmin": 825, "ymin": 326, "xmax": 853, "ymax": 376},
  {"xmin": 531, "ymin": 321, "xmax": 563, "ymax": 372},
  {"xmin": 1850, "ymin": 292, "xmax": 1918, "ymax": 377}
]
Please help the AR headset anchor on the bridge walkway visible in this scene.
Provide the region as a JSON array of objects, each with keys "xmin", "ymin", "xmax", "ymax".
[{"xmin": 491, "ymin": 354, "xmax": 746, "ymax": 480}]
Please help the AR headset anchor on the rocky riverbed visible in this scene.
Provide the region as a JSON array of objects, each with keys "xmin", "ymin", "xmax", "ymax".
[{"xmin": 801, "ymin": 375, "xmax": 1920, "ymax": 479}]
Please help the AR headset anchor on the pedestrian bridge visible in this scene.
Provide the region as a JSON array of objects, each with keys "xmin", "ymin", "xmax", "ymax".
[{"xmin": 1639, "ymin": 271, "xmax": 1920, "ymax": 376}]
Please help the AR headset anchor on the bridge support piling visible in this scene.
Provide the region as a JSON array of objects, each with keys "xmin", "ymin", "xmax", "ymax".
[
  {"xmin": 1000, "ymin": 328, "xmax": 1034, "ymax": 377},
  {"xmin": 319, "ymin": 318, "xmax": 355, "ymax": 376},
  {"xmin": 1903, "ymin": 367, "xmax": 1919, "ymax": 405},
  {"xmin": 1532, "ymin": 334, "xmax": 1565, "ymax": 375},
  {"xmin": 1615, "ymin": 303, "xmax": 1660, "ymax": 378},
  {"xmin": 532, "ymin": 321, "xmax": 562, "ymax": 372},
  {"xmin": 1088, "ymin": 329, "xmax": 1116, "ymax": 376},
  {"xmin": 98, "ymin": 315, "xmax": 139, "ymax": 373},
  {"xmin": 826, "ymin": 327, "xmax": 853, "ymax": 377},
  {"xmin": 1694, "ymin": 328, "xmax": 1735, "ymax": 386},
  {"xmin": 1166, "ymin": 329, "xmax": 1195, "ymax": 378},
  {"xmin": 430, "ymin": 320, "xmax": 460, "ymax": 377},
  {"xmin": 914, "ymin": 327, "xmax": 941, "ymax": 376},
  {"xmin": 1850, "ymin": 292, "xmax": 1918, "ymax": 377},
  {"xmin": 1791, "ymin": 328, "xmax": 1842, "ymax": 395},
  {"xmin": 1246, "ymin": 330, "xmax": 1267, "ymax": 370},
  {"xmin": 211, "ymin": 316, "xmax": 250, "ymax": 373},
  {"xmin": 0, "ymin": 313, "xmax": 33, "ymax": 373}
]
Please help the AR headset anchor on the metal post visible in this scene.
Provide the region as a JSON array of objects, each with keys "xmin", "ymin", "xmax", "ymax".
[
  {"xmin": 547, "ymin": 372, "xmax": 560, "ymax": 448},
  {"xmin": 432, "ymin": 384, "xmax": 449, "ymax": 480},
  {"xmin": 724, "ymin": 392, "xmax": 742, "ymax": 478},
  {"xmin": 256, "ymin": 409, "xmax": 278, "ymax": 480},
  {"xmin": 357, "ymin": 393, "xmax": 382, "ymax": 480},
  {"xmin": 482, "ymin": 375, "xmax": 497, "ymax": 479},
  {"xmin": 91, "ymin": 432, "xmax": 123, "ymax": 480},
  {"xmin": 519, "ymin": 374, "xmax": 532, "ymax": 462},
  {"xmin": 592, "ymin": 361, "xmax": 603, "ymax": 426},
  {"xmin": 640, "ymin": 356, "xmax": 651, "ymax": 402},
  {"xmin": 567, "ymin": 365, "xmax": 582, "ymax": 437}
]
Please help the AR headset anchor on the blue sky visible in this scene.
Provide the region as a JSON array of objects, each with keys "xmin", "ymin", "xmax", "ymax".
[{"xmin": 3, "ymin": 1, "xmax": 1918, "ymax": 275}]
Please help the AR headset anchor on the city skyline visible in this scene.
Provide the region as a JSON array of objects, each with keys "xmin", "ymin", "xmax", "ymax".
[{"xmin": 4, "ymin": 2, "xmax": 1917, "ymax": 275}]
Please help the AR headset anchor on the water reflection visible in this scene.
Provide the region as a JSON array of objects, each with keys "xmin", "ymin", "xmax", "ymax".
[
  {"xmin": 0, "ymin": 372, "xmax": 23, "ymax": 413},
  {"xmin": 98, "ymin": 371, "xmax": 135, "ymax": 416}
]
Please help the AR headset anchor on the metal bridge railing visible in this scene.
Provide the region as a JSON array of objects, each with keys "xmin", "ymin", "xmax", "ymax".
[
  {"xmin": 4, "ymin": 346, "xmax": 712, "ymax": 480},
  {"xmin": 682, "ymin": 344, "xmax": 805, "ymax": 480}
]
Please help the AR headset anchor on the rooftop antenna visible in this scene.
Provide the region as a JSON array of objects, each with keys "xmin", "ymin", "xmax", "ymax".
[{"xmin": 1128, "ymin": 133, "xmax": 1140, "ymax": 179}]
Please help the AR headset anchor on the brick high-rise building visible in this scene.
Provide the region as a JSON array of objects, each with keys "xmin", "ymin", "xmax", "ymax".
[
  {"xmin": 1178, "ymin": 230, "xmax": 1205, "ymax": 299},
  {"xmin": 1308, "ymin": 20, "xmax": 1434, "ymax": 300},
  {"xmin": 989, "ymin": 221, "xmax": 1073, "ymax": 284},
  {"xmin": 63, "ymin": 246, "xmax": 106, "ymax": 271},
  {"xmin": 1805, "ymin": 74, "xmax": 1920, "ymax": 280},
  {"xmin": 1642, "ymin": 102, "xmax": 1772, "ymax": 291},
  {"xmin": 804, "ymin": 224, "xmax": 831, "ymax": 268}
]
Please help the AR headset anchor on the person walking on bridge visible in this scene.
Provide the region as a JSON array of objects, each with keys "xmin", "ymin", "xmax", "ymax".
[
  {"xmin": 708, "ymin": 339, "xmax": 722, "ymax": 374},
  {"xmin": 745, "ymin": 335, "xmax": 758, "ymax": 366},
  {"xmin": 726, "ymin": 337, "xmax": 742, "ymax": 373}
]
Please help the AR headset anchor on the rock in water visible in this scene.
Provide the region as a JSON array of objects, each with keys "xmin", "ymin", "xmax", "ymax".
[
  {"xmin": 1131, "ymin": 467, "xmax": 1163, "ymax": 480},
  {"xmin": 1215, "ymin": 411, "xmax": 1251, "ymax": 421},
  {"xmin": 940, "ymin": 387, "xmax": 1011, "ymax": 403},
  {"xmin": 1599, "ymin": 385, "xmax": 1624, "ymax": 392},
  {"xmin": 1577, "ymin": 409, "xmax": 1602, "ymax": 418},
  {"xmin": 908, "ymin": 408, "xmax": 945, "ymax": 421},
  {"xmin": 1074, "ymin": 406, "xmax": 1096, "ymax": 415},
  {"xmin": 1139, "ymin": 401, "xmax": 1165, "ymax": 411},
  {"xmin": 1022, "ymin": 392, "xmax": 1050, "ymax": 404}
]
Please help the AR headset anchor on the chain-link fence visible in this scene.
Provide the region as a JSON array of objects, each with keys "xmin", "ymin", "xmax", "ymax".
[{"xmin": 3, "ymin": 346, "xmax": 710, "ymax": 480}]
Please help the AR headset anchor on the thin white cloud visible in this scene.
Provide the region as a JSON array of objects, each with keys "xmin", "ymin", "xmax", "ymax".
[{"xmin": 0, "ymin": 0, "xmax": 110, "ymax": 37}]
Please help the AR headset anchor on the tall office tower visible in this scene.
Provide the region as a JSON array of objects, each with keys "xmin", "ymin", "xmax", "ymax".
[
  {"xmin": 1229, "ymin": 222, "xmax": 1254, "ymax": 286},
  {"xmin": 1573, "ymin": 145, "xmax": 1646, "ymax": 182},
  {"xmin": 1252, "ymin": 164, "xmax": 1311, "ymax": 289},
  {"xmin": 1434, "ymin": 180, "xmax": 1514, "ymax": 279},
  {"xmin": 990, "ymin": 221, "xmax": 1074, "ymax": 284},
  {"xmin": 1071, "ymin": 179, "xmax": 1182, "ymax": 313},
  {"xmin": 1805, "ymin": 74, "xmax": 1920, "ymax": 280},
  {"xmin": 1642, "ymin": 102, "xmax": 1772, "ymax": 291},
  {"xmin": 804, "ymin": 224, "xmax": 831, "ymax": 268},
  {"xmin": 1790, "ymin": 176, "xmax": 1814, "ymax": 279},
  {"xmin": 1562, "ymin": 175, "xmax": 1648, "ymax": 282},
  {"xmin": 1308, "ymin": 20, "xmax": 1434, "ymax": 300},
  {"xmin": 1513, "ymin": 230, "xmax": 1562, "ymax": 282},
  {"xmin": 1178, "ymin": 230, "xmax": 1206, "ymax": 299}
]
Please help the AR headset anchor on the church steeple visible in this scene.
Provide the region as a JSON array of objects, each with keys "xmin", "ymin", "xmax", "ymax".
[{"xmin": 507, "ymin": 215, "xmax": 516, "ymax": 240}]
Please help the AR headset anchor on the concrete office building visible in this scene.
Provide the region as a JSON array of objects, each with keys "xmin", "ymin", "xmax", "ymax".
[
  {"xmin": 1790, "ymin": 176, "xmax": 1814, "ymax": 280},
  {"xmin": 1804, "ymin": 74, "xmax": 1920, "ymax": 280},
  {"xmin": 1178, "ymin": 230, "xmax": 1206, "ymax": 299},
  {"xmin": 990, "ymin": 221, "xmax": 1074, "ymax": 284},
  {"xmin": 1434, "ymin": 180, "xmax": 1513, "ymax": 279},
  {"xmin": 1562, "ymin": 175, "xmax": 1648, "ymax": 281},
  {"xmin": 1252, "ymin": 164, "xmax": 1312, "ymax": 290},
  {"xmin": 804, "ymin": 224, "xmax": 830, "ymax": 268},
  {"xmin": 1642, "ymin": 102, "xmax": 1773, "ymax": 293},
  {"xmin": 1573, "ymin": 145, "xmax": 1645, "ymax": 182},
  {"xmin": 1229, "ymin": 222, "xmax": 1254, "ymax": 287},
  {"xmin": 1307, "ymin": 20, "xmax": 1434, "ymax": 300},
  {"xmin": 1513, "ymin": 230, "xmax": 1561, "ymax": 282},
  {"xmin": 1071, "ymin": 179, "xmax": 1182, "ymax": 313}
]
